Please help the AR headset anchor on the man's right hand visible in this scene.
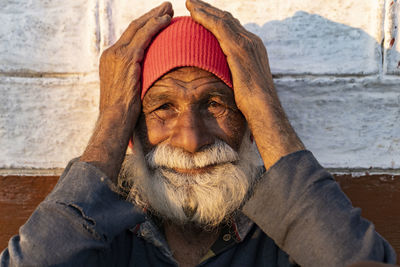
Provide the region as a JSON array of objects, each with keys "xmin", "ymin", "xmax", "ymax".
[
  {"xmin": 80, "ymin": 2, "xmax": 173, "ymax": 182},
  {"xmin": 99, "ymin": 2, "xmax": 173, "ymax": 120}
]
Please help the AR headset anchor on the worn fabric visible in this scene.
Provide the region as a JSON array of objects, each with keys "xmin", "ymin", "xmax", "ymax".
[{"xmin": 0, "ymin": 150, "xmax": 396, "ymax": 266}]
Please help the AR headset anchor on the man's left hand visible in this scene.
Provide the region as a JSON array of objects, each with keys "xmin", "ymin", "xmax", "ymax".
[{"xmin": 186, "ymin": 0, "xmax": 304, "ymax": 169}]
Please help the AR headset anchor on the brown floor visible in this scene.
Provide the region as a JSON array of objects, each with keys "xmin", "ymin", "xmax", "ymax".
[{"xmin": 0, "ymin": 174, "xmax": 399, "ymax": 263}]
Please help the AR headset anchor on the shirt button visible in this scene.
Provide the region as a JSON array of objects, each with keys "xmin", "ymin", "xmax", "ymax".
[{"xmin": 223, "ymin": 234, "xmax": 231, "ymax": 242}]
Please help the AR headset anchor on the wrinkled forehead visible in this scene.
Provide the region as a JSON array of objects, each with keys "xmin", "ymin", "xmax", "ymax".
[{"xmin": 142, "ymin": 66, "xmax": 231, "ymax": 102}]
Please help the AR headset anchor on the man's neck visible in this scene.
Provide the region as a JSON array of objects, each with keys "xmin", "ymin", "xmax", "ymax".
[{"xmin": 164, "ymin": 222, "xmax": 221, "ymax": 267}]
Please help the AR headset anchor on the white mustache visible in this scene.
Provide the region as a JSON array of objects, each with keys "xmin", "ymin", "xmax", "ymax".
[
  {"xmin": 145, "ymin": 139, "xmax": 239, "ymax": 170},
  {"xmin": 119, "ymin": 128, "xmax": 262, "ymax": 227}
]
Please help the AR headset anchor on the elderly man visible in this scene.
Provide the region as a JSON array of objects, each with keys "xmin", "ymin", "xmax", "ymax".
[{"xmin": 1, "ymin": 0, "xmax": 397, "ymax": 266}]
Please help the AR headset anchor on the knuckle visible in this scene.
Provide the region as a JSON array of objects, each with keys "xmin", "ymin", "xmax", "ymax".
[
  {"xmin": 252, "ymin": 35, "xmax": 264, "ymax": 48},
  {"xmin": 217, "ymin": 12, "xmax": 237, "ymax": 32},
  {"xmin": 131, "ymin": 49, "xmax": 144, "ymax": 61},
  {"xmin": 249, "ymin": 32, "xmax": 263, "ymax": 43},
  {"xmin": 215, "ymin": 16, "xmax": 226, "ymax": 29},
  {"xmin": 237, "ymin": 32, "xmax": 262, "ymax": 50},
  {"xmin": 101, "ymin": 47, "xmax": 112, "ymax": 58},
  {"xmin": 237, "ymin": 36, "xmax": 253, "ymax": 50},
  {"xmin": 114, "ymin": 46, "xmax": 127, "ymax": 59},
  {"xmin": 222, "ymin": 11, "xmax": 233, "ymax": 20},
  {"xmin": 233, "ymin": 17, "xmax": 242, "ymax": 26},
  {"xmin": 148, "ymin": 16, "xmax": 159, "ymax": 26},
  {"xmin": 128, "ymin": 19, "xmax": 138, "ymax": 28},
  {"xmin": 102, "ymin": 46, "xmax": 132, "ymax": 64},
  {"xmin": 137, "ymin": 17, "xmax": 157, "ymax": 37},
  {"xmin": 100, "ymin": 48, "xmax": 113, "ymax": 63}
]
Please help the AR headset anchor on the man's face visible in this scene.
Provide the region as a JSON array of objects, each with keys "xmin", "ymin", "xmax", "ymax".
[
  {"xmin": 138, "ymin": 67, "xmax": 246, "ymax": 158},
  {"xmin": 120, "ymin": 67, "xmax": 261, "ymax": 228}
]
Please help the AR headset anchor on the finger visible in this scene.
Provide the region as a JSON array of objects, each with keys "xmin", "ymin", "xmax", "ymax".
[
  {"xmin": 125, "ymin": 62, "xmax": 142, "ymax": 98},
  {"xmin": 127, "ymin": 14, "xmax": 172, "ymax": 62},
  {"xmin": 116, "ymin": 2, "xmax": 173, "ymax": 46},
  {"xmin": 186, "ymin": 0, "xmax": 243, "ymax": 41},
  {"xmin": 118, "ymin": 2, "xmax": 173, "ymax": 45},
  {"xmin": 186, "ymin": 0, "xmax": 224, "ymax": 17},
  {"xmin": 189, "ymin": 6, "xmax": 235, "ymax": 42}
]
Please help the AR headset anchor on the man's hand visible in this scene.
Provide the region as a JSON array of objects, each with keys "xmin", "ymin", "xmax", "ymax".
[
  {"xmin": 80, "ymin": 2, "xmax": 173, "ymax": 182},
  {"xmin": 186, "ymin": 0, "xmax": 304, "ymax": 169},
  {"xmin": 99, "ymin": 2, "xmax": 173, "ymax": 117}
]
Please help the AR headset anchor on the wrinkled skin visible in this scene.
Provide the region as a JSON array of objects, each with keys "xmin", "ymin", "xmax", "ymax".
[
  {"xmin": 185, "ymin": 0, "xmax": 304, "ymax": 169},
  {"xmin": 80, "ymin": 0, "xmax": 304, "ymax": 266},
  {"xmin": 137, "ymin": 67, "xmax": 246, "ymax": 156},
  {"xmin": 80, "ymin": 2, "xmax": 173, "ymax": 181},
  {"xmin": 81, "ymin": 0, "xmax": 303, "ymax": 182}
]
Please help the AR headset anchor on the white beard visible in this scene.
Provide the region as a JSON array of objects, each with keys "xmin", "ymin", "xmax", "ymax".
[{"xmin": 118, "ymin": 129, "xmax": 262, "ymax": 228}]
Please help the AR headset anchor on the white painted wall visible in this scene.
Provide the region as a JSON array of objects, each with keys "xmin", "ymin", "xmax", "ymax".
[{"xmin": 0, "ymin": 0, "xmax": 399, "ymax": 169}]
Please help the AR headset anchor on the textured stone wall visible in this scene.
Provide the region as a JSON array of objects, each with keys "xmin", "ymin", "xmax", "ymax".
[{"xmin": 1, "ymin": 0, "xmax": 399, "ymax": 170}]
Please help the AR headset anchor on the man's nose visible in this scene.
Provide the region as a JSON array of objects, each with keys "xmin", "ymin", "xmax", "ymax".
[{"xmin": 169, "ymin": 109, "xmax": 214, "ymax": 153}]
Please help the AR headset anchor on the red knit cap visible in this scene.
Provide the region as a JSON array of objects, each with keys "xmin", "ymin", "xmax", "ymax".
[{"xmin": 141, "ymin": 16, "xmax": 232, "ymax": 99}]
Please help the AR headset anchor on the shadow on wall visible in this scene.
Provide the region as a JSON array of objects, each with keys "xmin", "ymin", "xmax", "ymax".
[
  {"xmin": 243, "ymin": 11, "xmax": 400, "ymax": 169},
  {"xmin": 244, "ymin": 11, "xmax": 399, "ymax": 75}
]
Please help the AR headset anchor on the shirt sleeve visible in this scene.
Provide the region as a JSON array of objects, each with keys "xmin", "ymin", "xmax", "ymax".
[
  {"xmin": 0, "ymin": 159, "xmax": 142, "ymax": 267},
  {"xmin": 242, "ymin": 150, "xmax": 397, "ymax": 267}
]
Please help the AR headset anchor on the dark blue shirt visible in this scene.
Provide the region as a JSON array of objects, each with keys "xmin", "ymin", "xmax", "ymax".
[{"xmin": 1, "ymin": 151, "xmax": 396, "ymax": 266}]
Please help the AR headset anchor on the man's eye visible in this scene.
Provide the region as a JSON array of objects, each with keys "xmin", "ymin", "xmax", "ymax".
[
  {"xmin": 153, "ymin": 103, "xmax": 176, "ymax": 120},
  {"xmin": 207, "ymin": 101, "xmax": 227, "ymax": 117},
  {"xmin": 156, "ymin": 103, "xmax": 171, "ymax": 110},
  {"xmin": 208, "ymin": 101, "xmax": 220, "ymax": 107}
]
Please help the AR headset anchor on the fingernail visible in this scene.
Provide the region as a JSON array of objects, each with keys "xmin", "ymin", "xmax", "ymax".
[{"xmin": 160, "ymin": 14, "xmax": 171, "ymax": 22}]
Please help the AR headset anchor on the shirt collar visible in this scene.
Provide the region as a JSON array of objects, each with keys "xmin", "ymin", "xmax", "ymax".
[
  {"xmin": 232, "ymin": 210, "xmax": 254, "ymax": 241},
  {"xmin": 130, "ymin": 211, "xmax": 254, "ymax": 264}
]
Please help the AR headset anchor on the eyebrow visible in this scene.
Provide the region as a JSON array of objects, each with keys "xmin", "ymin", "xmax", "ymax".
[
  {"xmin": 205, "ymin": 90, "xmax": 229, "ymax": 99},
  {"xmin": 206, "ymin": 90, "xmax": 239, "ymax": 110},
  {"xmin": 143, "ymin": 91, "xmax": 176, "ymax": 109},
  {"xmin": 143, "ymin": 83, "xmax": 235, "ymax": 111}
]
